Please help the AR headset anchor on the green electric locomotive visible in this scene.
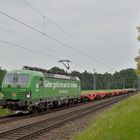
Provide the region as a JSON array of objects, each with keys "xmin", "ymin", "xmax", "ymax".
[{"xmin": 0, "ymin": 66, "xmax": 81, "ymax": 113}]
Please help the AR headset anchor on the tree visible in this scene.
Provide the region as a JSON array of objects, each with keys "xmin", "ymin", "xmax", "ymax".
[
  {"xmin": 135, "ymin": 49, "xmax": 140, "ymax": 89},
  {"xmin": 137, "ymin": 25, "xmax": 140, "ymax": 41},
  {"xmin": 0, "ymin": 68, "xmax": 7, "ymax": 91},
  {"xmin": 135, "ymin": 50, "xmax": 140, "ymax": 75},
  {"xmin": 49, "ymin": 67, "xmax": 137, "ymax": 90},
  {"xmin": 48, "ymin": 67, "xmax": 66, "ymax": 74},
  {"xmin": 102, "ymin": 73, "xmax": 112, "ymax": 89},
  {"xmin": 119, "ymin": 68, "xmax": 137, "ymax": 88}
]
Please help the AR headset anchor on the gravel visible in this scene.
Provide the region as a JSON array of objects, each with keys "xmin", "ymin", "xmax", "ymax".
[{"xmin": 32, "ymin": 108, "xmax": 106, "ymax": 140}]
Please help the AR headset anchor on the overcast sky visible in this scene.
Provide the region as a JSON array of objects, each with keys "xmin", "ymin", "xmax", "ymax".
[{"xmin": 0, "ymin": 0, "xmax": 140, "ymax": 73}]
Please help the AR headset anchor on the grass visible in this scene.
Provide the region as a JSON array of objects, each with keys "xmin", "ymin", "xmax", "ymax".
[
  {"xmin": 0, "ymin": 92, "xmax": 10, "ymax": 116},
  {"xmin": 0, "ymin": 108, "xmax": 9, "ymax": 116},
  {"xmin": 74, "ymin": 93, "xmax": 140, "ymax": 140}
]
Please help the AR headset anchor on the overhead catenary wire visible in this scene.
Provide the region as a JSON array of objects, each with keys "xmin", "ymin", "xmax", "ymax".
[
  {"xmin": 45, "ymin": 34, "xmax": 113, "ymax": 69},
  {"xmin": 22, "ymin": 0, "xmax": 112, "ymax": 68},
  {"xmin": 0, "ymin": 10, "xmax": 112, "ymax": 69},
  {"xmin": 0, "ymin": 37, "xmax": 84, "ymax": 70},
  {"xmin": 22, "ymin": 0, "xmax": 91, "ymax": 51},
  {"xmin": 0, "ymin": 11, "xmax": 82, "ymax": 55},
  {"xmin": 22, "ymin": 0, "xmax": 46, "ymax": 34},
  {"xmin": 0, "ymin": 11, "xmax": 44, "ymax": 35},
  {"xmin": 0, "ymin": 26, "xmax": 87, "ymax": 69},
  {"xmin": 0, "ymin": 26, "xmax": 65, "ymax": 57},
  {"xmin": 22, "ymin": 0, "xmax": 44, "ymax": 17},
  {"xmin": 22, "ymin": 0, "xmax": 86, "ymax": 47},
  {"xmin": 0, "ymin": 39, "xmax": 59, "ymax": 60}
]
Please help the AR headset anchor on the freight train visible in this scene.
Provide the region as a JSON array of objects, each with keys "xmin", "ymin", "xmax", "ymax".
[{"xmin": 0, "ymin": 66, "xmax": 136, "ymax": 114}]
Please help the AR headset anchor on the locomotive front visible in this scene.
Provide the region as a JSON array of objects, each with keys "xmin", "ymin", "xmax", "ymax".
[{"xmin": 0, "ymin": 70, "xmax": 32, "ymax": 113}]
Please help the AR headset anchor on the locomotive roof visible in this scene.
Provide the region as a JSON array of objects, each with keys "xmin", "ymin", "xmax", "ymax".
[
  {"xmin": 6, "ymin": 69, "xmax": 44, "ymax": 76},
  {"xmin": 6, "ymin": 69, "xmax": 80, "ymax": 81},
  {"xmin": 22, "ymin": 66, "xmax": 79, "ymax": 80},
  {"xmin": 44, "ymin": 73, "xmax": 80, "ymax": 80}
]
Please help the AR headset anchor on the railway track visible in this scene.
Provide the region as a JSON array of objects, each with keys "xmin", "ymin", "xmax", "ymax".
[
  {"xmin": 0, "ymin": 103, "xmax": 85, "ymax": 125},
  {"xmin": 0, "ymin": 92, "xmax": 131, "ymax": 125},
  {"xmin": 0, "ymin": 114, "xmax": 19, "ymax": 125},
  {"xmin": 0, "ymin": 92, "xmax": 136, "ymax": 140},
  {"xmin": 0, "ymin": 98, "xmax": 102, "ymax": 125}
]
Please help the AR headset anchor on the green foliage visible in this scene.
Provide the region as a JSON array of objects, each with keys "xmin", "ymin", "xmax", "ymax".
[
  {"xmin": 137, "ymin": 25, "xmax": 140, "ymax": 41},
  {"xmin": 48, "ymin": 67, "xmax": 67, "ymax": 74},
  {"xmin": 0, "ymin": 107, "xmax": 10, "ymax": 116},
  {"xmin": 70, "ymin": 68, "xmax": 137, "ymax": 90},
  {"xmin": 119, "ymin": 69, "xmax": 137, "ymax": 88},
  {"xmin": 0, "ymin": 69, "xmax": 6, "ymax": 91},
  {"xmin": 135, "ymin": 51, "xmax": 140, "ymax": 75},
  {"xmin": 74, "ymin": 94, "xmax": 140, "ymax": 140},
  {"xmin": 137, "ymin": 36, "xmax": 140, "ymax": 41}
]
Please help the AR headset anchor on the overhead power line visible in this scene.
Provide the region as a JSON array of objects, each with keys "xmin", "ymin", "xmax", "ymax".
[
  {"xmin": 0, "ymin": 26, "xmax": 87, "ymax": 68},
  {"xmin": 0, "ymin": 39, "xmax": 58, "ymax": 59},
  {"xmin": 22, "ymin": 0, "xmax": 46, "ymax": 34},
  {"xmin": 22, "ymin": 0, "xmax": 86, "ymax": 45},
  {"xmin": 0, "ymin": 11, "xmax": 44, "ymax": 35},
  {"xmin": 0, "ymin": 11, "xmax": 81, "ymax": 54},
  {"xmin": 22, "ymin": 0, "xmax": 110, "ymax": 66},
  {"xmin": 22, "ymin": 0, "xmax": 44, "ymax": 17},
  {"xmin": 0, "ymin": 26, "xmax": 65, "ymax": 57},
  {"xmin": 0, "ymin": 39, "xmax": 85, "ymax": 70},
  {"xmin": 0, "ymin": 10, "xmax": 112, "ymax": 69},
  {"xmin": 22, "ymin": 0, "xmax": 88, "ymax": 50}
]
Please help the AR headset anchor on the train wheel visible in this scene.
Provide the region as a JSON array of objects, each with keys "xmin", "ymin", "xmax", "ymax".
[
  {"xmin": 67, "ymin": 99, "xmax": 73, "ymax": 106},
  {"xmin": 37, "ymin": 102, "xmax": 46, "ymax": 112},
  {"xmin": 30, "ymin": 106, "xmax": 38, "ymax": 114},
  {"xmin": 82, "ymin": 97, "xmax": 89, "ymax": 103},
  {"xmin": 53, "ymin": 101, "xmax": 58, "ymax": 108}
]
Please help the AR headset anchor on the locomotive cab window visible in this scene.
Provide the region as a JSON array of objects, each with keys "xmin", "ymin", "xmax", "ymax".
[{"xmin": 4, "ymin": 74, "xmax": 28, "ymax": 86}]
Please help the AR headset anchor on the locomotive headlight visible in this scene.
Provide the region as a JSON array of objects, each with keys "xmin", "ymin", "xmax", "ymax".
[{"xmin": 26, "ymin": 92, "xmax": 31, "ymax": 98}]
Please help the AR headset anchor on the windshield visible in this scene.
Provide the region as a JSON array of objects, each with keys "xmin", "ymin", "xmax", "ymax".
[{"xmin": 4, "ymin": 74, "xmax": 28, "ymax": 85}]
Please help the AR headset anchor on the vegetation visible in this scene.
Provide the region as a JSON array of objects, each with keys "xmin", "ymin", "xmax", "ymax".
[
  {"xmin": 50, "ymin": 67, "xmax": 137, "ymax": 90},
  {"xmin": 0, "ymin": 68, "xmax": 6, "ymax": 92},
  {"xmin": 74, "ymin": 93, "xmax": 140, "ymax": 140},
  {"xmin": 0, "ymin": 91, "xmax": 9, "ymax": 116},
  {"xmin": 0, "ymin": 69, "xmax": 8, "ymax": 116},
  {"xmin": 75, "ymin": 69, "xmax": 136, "ymax": 90},
  {"xmin": 137, "ymin": 25, "xmax": 140, "ymax": 41},
  {"xmin": 49, "ymin": 67, "xmax": 67, "ymax": 74},
  {"xmin": 135, "ymin": 50, "xmax": 140, "ymax": 75},
  {"xmin": 0, "ymin": 108, "xmax": 9, "ymax": 116}
]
